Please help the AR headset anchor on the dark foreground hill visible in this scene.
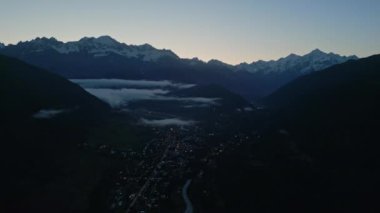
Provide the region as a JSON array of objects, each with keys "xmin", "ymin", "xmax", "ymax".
[
  {"xmin": 264, "ymin": 55, "xmax": 380, "ymax": 211},
  {"xmin": 0, "ymin": 55, "xmax": 130, "ymax": 213},
  {"xmin": 266, "ymin": 54, "xmax": 380, "ymax": 163}
]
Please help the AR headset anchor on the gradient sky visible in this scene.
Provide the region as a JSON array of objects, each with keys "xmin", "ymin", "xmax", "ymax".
[{"xmin": 0, "ymin": 0, "xmax": 379, "ymax": 64}]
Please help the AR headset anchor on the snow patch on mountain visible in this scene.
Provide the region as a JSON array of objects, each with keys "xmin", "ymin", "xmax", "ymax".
[
  {"xmin": 71, "ymin": 79, "xmax": 195, "ymax": 89},
  {"xmin": 53, "ymin": 43, "xmax": 80, "ymax": 53},
  {"xmin": 140, "ymin": 118, "xmax": 196, "ymax": 127}
]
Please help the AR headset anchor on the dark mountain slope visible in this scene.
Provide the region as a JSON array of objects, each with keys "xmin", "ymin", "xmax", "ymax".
[
  {"xmin": 250, "ymin": 54, "xmax": 380, "ymax": 211},
  {"xmin": 265, "ymin": 54, "xmax": 380, "ymax": 162},
  {"xmin": 194, "ymin": 55, "xmax": 380, "ymax": 213},
  {"xmin": 0, "ymin": 54, "xmax": 109, "ymax": 121},
  {"xmin": 0, "ymin": 55, "xmax": 118, "ymax": 213}
]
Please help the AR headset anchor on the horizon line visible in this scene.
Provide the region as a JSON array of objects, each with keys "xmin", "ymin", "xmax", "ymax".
[{"xmin": 0, "ymin": 35, "xmax": 362, "ymax": 65}]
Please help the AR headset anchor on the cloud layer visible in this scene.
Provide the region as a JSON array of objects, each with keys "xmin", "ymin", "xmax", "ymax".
[
  {"xmin": 140, "ymin": 118, "xmax": 196, "ymax": 127},
  {"xmin": 73, "ymin": 79, "xmax": 219, "ymax": 108},
  {"xmin": 85, "ymin": 88, "xmax": 219, "ymax": 108},
  {"xmin": 33, "ymin": 109, "xmax": 67, "ymax": 119},
  {"xmin": 85, "ymin": 88, "xmax": 169, "ymax": 108},
  {"xmin": 71, "ymin": 79, "xmax": 195, "ymax": 89}
]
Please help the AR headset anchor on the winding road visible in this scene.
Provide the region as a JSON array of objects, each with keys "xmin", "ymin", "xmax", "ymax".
[{"xmin": 182, "ymin": 179, "xmax": 193, "ymax": 213}]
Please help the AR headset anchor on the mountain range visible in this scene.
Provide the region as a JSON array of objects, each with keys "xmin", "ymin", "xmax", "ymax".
[{"xmin": 0, "ymin": 36, "xmax": 358, "ymax": 100}]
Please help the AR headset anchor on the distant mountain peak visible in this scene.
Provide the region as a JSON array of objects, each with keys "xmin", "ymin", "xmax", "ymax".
[
  {"xmin": 309, "ymin": 48, "xmax": 324, "ymax": 54},
  {"xmin": 78, "ymin": 36, "xmax": 119, "ymax": 45},
  {"xmin": 305, "ymin": 49, "xmax": 332, "ymax": 59},
  {"xmin": 287, "ymin": 53, "xmax": 300, "ymax": 57},
  {"xmin": 140, "ymin": 43, "xmax": 153, "ymax": 48},
  {"xmin": 28, "ymin": 36, "xmax": 61, "ymax": 46},
  {"xmin": 78, "ymin": 36, "xmax": 92, "ymax": 42},
  {"xmin": 283, "ymin": 53, "xmax": 301, "ymax": 60},
  {"xmin": 93, "ymin": 35, "xmax": 119, "ymax": 46},
  {"xmin": 33, "ymin": 36, "xmax": 58, "ymax": 41},
  {"xmin": 208, "ymin": 59, "xmax": 223, "ymax": 63},
  {"xmin": 0, "ymin": 42, "xmax": 4, "ymax": 48},
  {"xmin": 96, "ymin": 35, "xmax": 115, "ymax": 40},
  {"xmin": 207, "ymin": 59, "xmax": 233, "ymax": 68}
]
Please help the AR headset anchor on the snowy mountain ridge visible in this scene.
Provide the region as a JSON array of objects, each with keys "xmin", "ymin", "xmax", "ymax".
[
  {"xmin": 236, "ymin": 49, "xmax": 358, "ymax": 74},
  {"xmin": 4, "ymin": 36, "xmax": 178, "ymax": 62}
]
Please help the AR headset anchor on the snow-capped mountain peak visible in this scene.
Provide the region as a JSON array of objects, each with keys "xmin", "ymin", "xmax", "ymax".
[
  {"xmin": 78, "ymin": 35, "xmax": 120, "ymax": 47},
  {"xmin": 308, "ymin": 48, "xmax": 324, "ymax": 55},
  {"xmin": 236, "ymin": 49, "xmax": 358, "ymax": 74}
]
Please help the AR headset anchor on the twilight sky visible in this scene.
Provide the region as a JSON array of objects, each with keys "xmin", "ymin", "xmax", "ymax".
[{"xmin": 0, "ymin": 0, "xmax": 379, "ymax": 64}]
